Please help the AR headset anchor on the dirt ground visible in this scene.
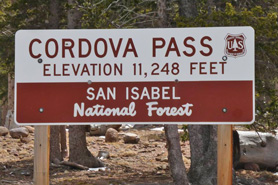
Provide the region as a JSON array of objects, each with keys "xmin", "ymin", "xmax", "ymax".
[{"xmin": 0, "ymin": 127, "xmax": 278, "ymax": 185}]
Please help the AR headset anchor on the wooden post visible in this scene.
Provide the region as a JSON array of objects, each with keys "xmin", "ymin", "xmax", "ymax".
[
  {"xmin": 217, "ymin": 125, "xmax": 233, "ymax": 185},
  {"xmin": 34, "ymin": 126, "xmax": 50, "ymax": 185}
]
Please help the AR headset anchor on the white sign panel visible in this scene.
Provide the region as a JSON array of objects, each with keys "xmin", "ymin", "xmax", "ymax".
[{"xmin": 15, "ymin": 27, "xmax": 254, "ymax": 83}]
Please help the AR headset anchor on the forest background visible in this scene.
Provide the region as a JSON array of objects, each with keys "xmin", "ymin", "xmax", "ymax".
[{"xmin": 0, "ymin": 0, "xmax": 278, "ymax": 185}]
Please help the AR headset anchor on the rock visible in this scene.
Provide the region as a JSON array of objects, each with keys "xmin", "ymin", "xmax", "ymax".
[
  {"xmin": 118, "ymin": 169, "xmax": 124, "ymax": 174},
  {"xmin": 182, "ymin": 156, "xmax": 191, "ymax": 164},
  {"xmin": 20, "ymin": 136, "xmax": 32, "ymax": 143},
  {"xmin": 156, "ymin": 164, "xmax": 168, "ymax": 170},
  {"xmin": 10, "ymin": 149, "xmax": 19, "ymax": 156},
  {"xmin": 109, "ymin": 125, "xmax": 121, "ymax": 131},
  {"xmin": 121, "ymin": 151, "xmax": 137, "ymax": 157},
  {"xmin": 105, "ymin": 128, "xmax": 119, "ymax": 142},
  {"xmin": 0, "ymin": 126, "xmax": 9, "ymax": 136},
  {"xmin": 99, "ymin": 168, "xmax": 105, "ymax": 172},
  {"xmin": 240, "ymin": 170, "xmax": 247, "ymax": 175},
  {"xmin": 156, "ymin": 156, "xmax": 168, "ymax": 162},
  {"xmin": 24, "ymin": 126, "xmax": 35, "ymax": 133},
  {"xmin": 161, "ymin": 164, "xmax": 168, "ymax": 170},
  {"xmin": 156, "ymin": 157, "xmax": 161, "ymax": 161},
  {"xmin": 9, "ymin": 127, "xmax": 29, "ymax": 139},
  {"xmin": 4, "ymin": 110, "xmax": 18, "ymax": 130},
  {"xmin": 244, "ymin": 163, "xmax": 260, "ymax": 171},
  {"xmin": 97, "ymin": 151, "xmax": 110, "ymax": 159},
  {"xmin": 90, "ymin": 125, "xmax": 107, "ymax": 136},
  {"xmin": 133, "ymin": 124, "xmax": 153, "ymax": 129},
  {"xmin": 156, "ymin": 170, "xmax": 165, "ymax": 175},
  {"xmin": 53, "ymin": 158, "xmax": 61, "ymax": 165},
  {"xmin": 21, "ymin": 170, "xmax": 31, "ymax": 176},
  {"xmin": 123, "ymin": 133, "xmax": 140, "ymax": 144},
  {"xmin": 19, "ymin": 151, "xmax": 29, "ymax": 156},
  {"xmin": 120, "ymin": 124, "xmax": 134, "ymax": 130},
  {"xmin": 90, "ymin": 125, "xmax": 121, "ymax": 136}
]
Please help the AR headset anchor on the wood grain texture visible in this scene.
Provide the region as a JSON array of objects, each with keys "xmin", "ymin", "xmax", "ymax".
[
  {"xmin": 239, "ymin": 131, "xmax": 278, "ymax": 169},
  {"xmin": 34, "ymin": 126, "xmax": 50, "ymax": 185},
  {"xmin": 218, "ymin": 125, "xmax": 233, "ymax": 185}
]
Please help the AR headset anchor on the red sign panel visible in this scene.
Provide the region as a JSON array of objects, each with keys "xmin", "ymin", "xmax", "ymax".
[{"xmin": 16, "ymin": 81, "xmax": 253, "ymax": 124}]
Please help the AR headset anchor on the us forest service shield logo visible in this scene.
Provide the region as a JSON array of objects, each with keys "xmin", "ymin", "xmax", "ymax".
[{"xmin": 225, "ymin": 33, "xmax": 247, "ymax": 57}]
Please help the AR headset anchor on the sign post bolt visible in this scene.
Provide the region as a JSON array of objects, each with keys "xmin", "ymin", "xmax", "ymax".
[
  {"xmin": 222, "ymin": 108, "xmax": 228, "ymax": 113},
  {"xmin": 39, "ymin": 108, "xmax": 44, "ymax": 113},
  {"xmin": 222, "ymin": 56, "xmax": 228, "ymax": 61},
  {"xmin": 38, "ymin": 58, "xmax": 43, "ymax": 63}
]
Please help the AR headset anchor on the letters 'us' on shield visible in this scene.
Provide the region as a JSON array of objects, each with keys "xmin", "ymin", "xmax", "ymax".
[{"xmin": 14, "ymin": 26, "xmax": 255, "ymax": 125}]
